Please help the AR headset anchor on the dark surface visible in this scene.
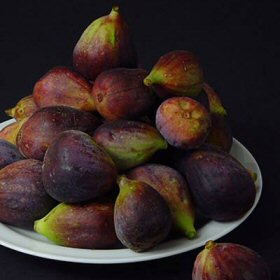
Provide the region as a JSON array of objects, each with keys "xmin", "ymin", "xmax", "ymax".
[{"xmin": 0, "ymin": 0, "xmax": 279, "ymax": 279}]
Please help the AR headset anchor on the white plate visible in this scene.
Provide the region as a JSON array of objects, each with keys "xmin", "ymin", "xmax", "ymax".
[{"xmin": 0, "ymin": 119, "xmax": 262, "ymax": 263}]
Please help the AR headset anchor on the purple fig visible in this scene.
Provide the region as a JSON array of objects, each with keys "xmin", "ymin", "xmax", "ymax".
[
  {"xmin": 73, "ymin": 6, "xmax": 137, "ymax": 81},
  {"xmin": 156, "ymin": 97, "xmax": 211, "ymax": 149},
  {"xmin": 92, "ymin": 68, "xmax": 155, "ymax": 120},
  {"xmin": 193, "ymin": 241, "xmax": 271, "ymax": 280},
  {"xmin": 0, "ymin": 139, "xmax": 24, "ymax": 169},
  {"xmin": 114, "ymin": 176, "xmax": 172, "ymax": 252},
  {"xmin": 144, "ymin": 50, "xmax": 203, "ymax": 98},
  {"xmin": 33, "ymin": 67, "xmax": 95, "ymax": 111}
]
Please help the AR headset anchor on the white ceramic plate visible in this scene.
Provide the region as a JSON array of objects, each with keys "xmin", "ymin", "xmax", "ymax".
[{"xmin": 0, "ymin": 119, "xmax": 262, "ymax": 263}]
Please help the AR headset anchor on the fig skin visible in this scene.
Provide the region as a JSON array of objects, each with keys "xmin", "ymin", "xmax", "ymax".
[
  {"xmin": 144, "ymin": 50, "xmax": 203, "ymax": 98},
  {"xmin": 33, "ymin": 67, "xmax": 95, "ymax": 112},
  {"xmin": 34, "ymin": 201, "xmax": 118, "ymax": 249},
  {"xmin": 0, "ymin": 118, "xmax": 28, "ymax": 145},
  {"xmin": 92, "ymin": 68, "xmax": 155, "ymax": 120},
  {"xmin": 0, "ymin": 139, "xmax": 24, "ymax": 169},
  {"xmin": 127, "ymin": 164, "xmax": 196, "ymax": 239},
  {"xmin": 5, "ymin": 95, "xmax": 38, "ymax": 120},
  {"xmin": 193, "ymin": 241, "xmax": 271, "ymax": 280},
  {"xmin": 0, "ymin": 159, "xmax": 57, "ymax": 228},
  {"xmin": 73, "ymin": 6, "xmax": 137, "ymax": 81},
  {"xmin": 179, "ymin": 148, "xmax": 256, "ymax": 221},
  {"xmin": 42, "ymin": 130, "xmax": 117, "ymax": 203},
  {"xmin": 17, "ymin": 106, "xmax": 101, "ymax": 160},
  {"xmin": 156, "ymin": 97, "xmax": 211, "ymax": 150},
  {"xmin": 93, "ymin": 120, "xmax": 168, "ymax": 170},
  {"xmin": 114, "ymin": 176, "xmax": 172, "ymax": 252},
  {"xmin": 203, "ymin": 83, "xmax": 233, "ymax": 152}
]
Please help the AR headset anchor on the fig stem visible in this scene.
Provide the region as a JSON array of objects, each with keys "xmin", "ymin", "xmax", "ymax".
[
  {"xmin": 110, "ymin": 6, "xmax": 120, "ymax": 17},
  {"xmin": 144, "ymin": 78, "xmax": 152, "ymax": 87},
  {"xmin": 205, "ymin": 240, "xmax": 216, "ymax": 250},
  {"xmin": 203, "ymin": 83, "xmax": 227, "ymax": 116}
]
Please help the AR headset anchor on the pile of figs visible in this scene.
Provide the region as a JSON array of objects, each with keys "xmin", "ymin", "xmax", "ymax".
[{"xmin": 0, "ymin": 6, "xmax": 270, "ymax": 279}]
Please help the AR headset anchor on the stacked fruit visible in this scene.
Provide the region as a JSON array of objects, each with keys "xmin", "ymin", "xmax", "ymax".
[{"xmin": 0, "ymin": 6, "xmax": 270, "ymax": 279}]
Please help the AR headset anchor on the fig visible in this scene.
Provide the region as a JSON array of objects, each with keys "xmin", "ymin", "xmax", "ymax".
[
  {"xmin": 42, "ymin": 130, "xmax": 117, "ymax": 203},
  {"xmin": 17, "ymin": 106, "xmax": 100, "ymax": 160},
  {"xmin": 93, "ymin": 120, "xmax": 168, "ymax": 170},
  {"xmin": 127, "ymin": 164, "xmax": 196, "ymax": 239},
  {"xmin": 0, "ymin": 159, "xmax": 56, "ymax": 227},
  {"xmin": 0, "ymin": 139, "xmax": 24, "ymax": 169},
  {"xmin": 0, "ymin": 118, "xmax": 28, "ymax": 145},
  {"xmin": 73, "ymin": 6, "xmax": 137, "ymax": 81},
  {"xmin": 5, "ymin": 95, "xmax": 38, "ymax": 120},
  {"xmin": 156, "ymin": 97, "xmax": 211, "ymax": 149},
  {"xmin": 34, "ymin": 201, "xmax": 118, "ymax": 249},
  {"xmin": 33, "ymin": 67, "xmax": 95, "ymax": 111},
  {"xmin": 114, "ymin": 176, "xmax": 172, "ymax": 252},
  {"xmin": 144, "ymin": 50, "xmax": 203, "ymax": 98},
  {"xmin": 179, "ymin": 148, "xmax": 256, "ymax": 221},
  {"xmin": 92, "ymin": 68, "xmax": 155, "ymax": 120},
  {"xmin": 203, "ymin": 83, "xmax": 233, "ymax": 152},
  {"xmin": 193, "ymin": 241, "xmax": 271, "ymax": 280}
]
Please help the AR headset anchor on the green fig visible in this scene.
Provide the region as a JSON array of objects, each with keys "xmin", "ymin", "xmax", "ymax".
[
  {"xmin": 92, "ymin": 120, "xmax": 168, "ymax": 170},
  {"xmin": 114, "ymin": 176, "xmax": 172, "ymax": 252},
  {"xmin": 144, "ymin": 50, "xmax": 203, "ymax": 98},
  {"xmin": 127, "ymin": 164, "xmax": 196, "ymax": 239},
  {"xmin": 73, "ymin": 6, "xmax": 137, "ymax": 81},
  {"xmin": 34, "ymin": 201, "xmax": 118, "ymax": 249}
]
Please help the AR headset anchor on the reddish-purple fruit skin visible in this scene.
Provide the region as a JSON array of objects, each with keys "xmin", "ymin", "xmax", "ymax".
[
  {"xmin": 42, "ymin": 130, "xmax": 117, "ymax": 203},
  {"xmin": 0, "ymin": 159, "xmax": 56, "ymax": 227},
  {"xmin": 17, "ymin": 106, "xmax": 101, "ymax": 160},
  {"xmin": 179, "ymin": 148, "xmax": 256, "ymax": 221},
  {"xmin": 92, "ymin": 68, "xmax": 155, "ymax": 120},
  {"xmin": 0, "ymin": 139, "xmax": 24, "ymax": 169},
  {"xmin": 193, "ymin": 241, "xmax": 271, "ymax": 280}
]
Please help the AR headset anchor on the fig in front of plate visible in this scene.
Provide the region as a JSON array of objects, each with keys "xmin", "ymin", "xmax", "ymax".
[
  {"xmin": 5, "ymin": 95, "xmax": 38, "ymax": 120},
  {"xmin": 156, "ymin": 97, "xmax": 211, "ymax": 149},
  {"xmin": 193, "ymin": 241, "xmax": 271, "ymax": 280},
  {"xmin": 0, "ymin": 118, "xmax": 28, "ymax": 145},
  {"xmin": 93, "ymin": 120, "xmax": 168, "ymax": 170},
  {"xmin": 127, "ymin": 164, "xmax": 196, "ymax": 239},
  {"xmin": 203, "ymin": 83, "xmax": 233, "ymax": 152},
  {"xmin": 0, "ymin": 139, "xmax": 24, "ymax": 169},
  {"xmin": 92, "ymin": 68, "xmax": 155, "ymax": 120},
  {"xmin": 73, "ymin": 6, "xmax": 137, "ymax": 81},
  {"xmin": 0, "ymin": 159, "xmax": 56, "ymax": 227},
  {"xmin": 144, "ymin": 50, "xmax": 204, "ymax": 98},
  {"xmin": 179, "ymin": 148, "xmax": 256, "ymax": 221},
  {"xmin": 34, "ymin": 201, "xmax": 118, "ymax": 249},
  {"xmin": 17, "ymin": 106, "xmax": 100, "ymax": 160},
  {"xmin": 114, "ymin": 176, "xmax": 172, "ymax": 252},
  {"xmin": 42, "ymin": 130, "xmax": 117, "ymax": 203},
  {"xmin": 33, "ymin": 67, "xmax": 95, "ymax": 112}
]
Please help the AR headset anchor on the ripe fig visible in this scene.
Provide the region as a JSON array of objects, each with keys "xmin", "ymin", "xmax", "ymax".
[
  {"xmin": 34, "ymin": 201, "xmax": 118, "ymax": 249},
  {"xmin": 93, "ymin": 120, "xmax": 168, "ymax": 170},
  {"xmin": 179, "ymin": 148, "xmax": 256, "ymax": 221},
  {"xmin": 42, "ymin": 130, "xmax": 117, "ymax": 203},
  {"xmin": 5, "ymin": 95, "xmax": 38, "ymax": 120},
  {"xmin": 114, "ymin": 176, "xmax": 172, "ymax": 252},
  {"xmin": 17, "ymin": 106, "xmax": 100, "ymax": 160},
  {"xmin": 0, "ymin": 118, "xmax": 28, "ymax": 145},
  {"xmin": 33, "ymin": 67, "xmax": 95, "ymax": 112},
  {"xmin": 203, "ymin": 83, "xmax": 233, "ymax": 152},
  {"xmin": 0, "ymin": 159, "xmax": 56, "ymax": 228},
  {"xmin": 73, "ymin": 6, "xmax": 137, "ymax": 81},
  {"xmin": 156, "ymin": 97, "xmax": 211, "ymax": 149},
  {"xmin": 127, "ymin": 164, "xmax": 196, "ymax": 239},
  {"xmin": 144, "ymin": 50, "xmax": 203, "ymax": 98},
  {"xmin": 0, "ymin": 139, "xmax": 24, "ymax": 169},
  {"xmin": 193, "ymin": 241, "xmax": 271, "ymax": 280},
  {"xmin": 92, "ymin": 68, "xmax": 155, "ymax": 120}
]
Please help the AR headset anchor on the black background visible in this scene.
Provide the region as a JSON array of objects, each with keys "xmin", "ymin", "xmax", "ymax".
[{"xmin": 0, "ymin": 0, "xmax": 279, "ymax": 279}]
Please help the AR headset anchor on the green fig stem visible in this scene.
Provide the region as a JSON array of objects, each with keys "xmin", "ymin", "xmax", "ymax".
[
  {"xmin": 203, "ymin": 83, "xmax": 227, "ymax": 117},
  {"xmin": 205, "ymin": 240, "xmax": 216, "ymax": 250},
  {"xmin": 5, "ymin": 107, "xmax": 15, "ymax": 118},
  {"xmin": 117, "ymin": 175, "xmax": 129, "ymax": 189},
  {"xmin": 144, "ymin": 78, "xmax": 153, "ymax": 87},
  {"xmin": 110, "ymin": 6, "xmax": 120, "ymax": 18}
]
